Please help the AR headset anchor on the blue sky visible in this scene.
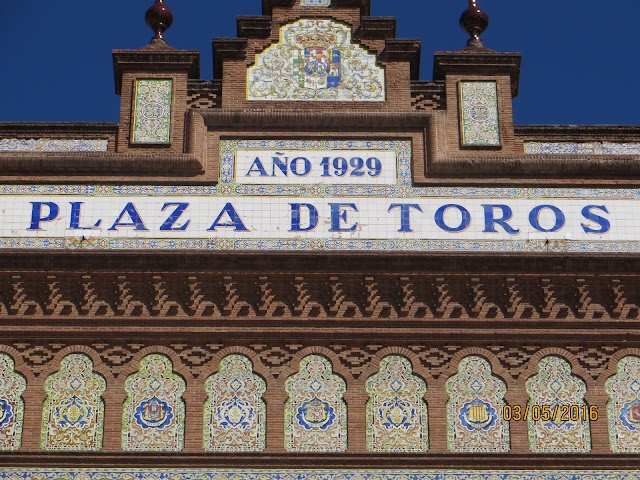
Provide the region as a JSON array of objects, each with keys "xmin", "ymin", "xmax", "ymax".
[{"xmin": 1, "ymin": 0, "xmax": 637, "ymax": 125}]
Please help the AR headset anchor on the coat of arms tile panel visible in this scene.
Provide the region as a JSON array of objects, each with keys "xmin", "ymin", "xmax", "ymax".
[{"xmin": 247, "ymin": 19, "xmax": 385, "ymax": 102}]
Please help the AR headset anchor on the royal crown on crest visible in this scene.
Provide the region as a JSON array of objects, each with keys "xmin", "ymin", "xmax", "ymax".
[{"xmin": 295, "ymin": 31, "xmax": 337, "ymax": 49}]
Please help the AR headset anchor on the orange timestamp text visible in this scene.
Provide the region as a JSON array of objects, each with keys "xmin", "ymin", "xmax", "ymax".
[{"xmin": 503, "ymin": 405, "xmax": 598, "ymax": 422}]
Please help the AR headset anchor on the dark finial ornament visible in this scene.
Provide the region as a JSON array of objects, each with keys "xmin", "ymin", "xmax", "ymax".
[
  {"xmin": 460, "ymin": 0, "xmax": 489, "ymax": 48},
  {"xmin": 145, "ymin": 0, "xmax": 174, "ymax": 44}
]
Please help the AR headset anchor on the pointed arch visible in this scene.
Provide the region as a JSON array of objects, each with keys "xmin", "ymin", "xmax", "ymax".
[
  {"xmin": 445, "ymin": 355, "xmax": 509, "ymax": 452},
  {"xmin": 203, "ymin": 354, "xmax": 266, "ymax": 452},
  {"xmin": 365, "ymin": 355, "xmax": 428, "ymax": 452},
  {"xmin": 0, "ymin": 353, "xmax": 26, "ymax": 451},
  {"xmin": 605, "ymin": 355, "xmax": 640, "ymax": 452},
  {"xmin": 284, "ymin": 354, "xmax": 347, "ymax": 452},
  {"xmin": 41, "ymin": 353, "xmax": 106, "ymax": 450},
  {"xmin": 526, "ymin": 355, "xmax": 591, "ymax": 452},
  {"xmin": 122, "ymin": 354, "xmax": 186, "ymax": 452}
]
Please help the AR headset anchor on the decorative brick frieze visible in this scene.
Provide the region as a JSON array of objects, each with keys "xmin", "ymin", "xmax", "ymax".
[{"xmin": 1, "ymin": 272, "xmax": 640, "ymax": 322}]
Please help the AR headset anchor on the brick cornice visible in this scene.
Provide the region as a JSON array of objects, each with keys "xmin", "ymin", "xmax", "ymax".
[
  {"xmin": 212, "ymin": 38, "xmax": 248, "ymax": 79},
  {"xmin": 433, "ymin": 50, "xmax": 521, "ymax": 97},
  {"xmin": 355, "ymin": 16, "xmax": 397, "ymax": 40},
  {"xmin": 237, "ymin": 16, "xmax": 273, "ymax": 38},
  {"xmin": 112, "ymin": 48, "xmax": 200, "ymax": 95},
  {"xmin": 1, "ymin": 452, "xmax": 638, "ymax": 469},
  {"xmin": 262, "ymin": 0, "xmax": 371, "ymax": 16},
  {"xmin": 199, "ymin": 110, "xmax": 430, "ymax": 130},
  {"xmin": 379, "ymin": 39, "xmax": 421, "ymax": 80},
  {"xmin": 0, "ymin": 123, "xmax": 118, "ymax": 136}
]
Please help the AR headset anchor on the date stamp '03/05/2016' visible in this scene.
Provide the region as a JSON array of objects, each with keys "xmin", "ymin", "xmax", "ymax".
[{"xmin": 503, "ymin": 405, "xmax": 599, "ymax": 422}]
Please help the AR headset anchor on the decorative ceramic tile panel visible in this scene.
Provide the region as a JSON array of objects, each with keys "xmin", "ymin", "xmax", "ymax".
[
  {"xmin": 247, "ymin": 19, "xmax": 385, "ymax": 101},
  {"xmin": 0, "ymin": 354, "xmax": 26, "ymax": 451},
  {"xmin": 131, "ymin": 79, "xmax": 173, "ymax": 144},
  {"xmin": 605, "ymin": 355, "xmax": 640, "ymax": 452},
  {"xmin": 122, "ymin": 354, "xmax": 186, "ymax": 451},
  {"xmin": 1, "ymin": 469, "xmax": 639, "ymax": 480},
  {"xmin": 0, "ymin": 139, "xmax": 108, "ymax": 152},
  {"xmin": 204, "ymin": 354, "xmax": 266, "ymax": 452},
  {"xmin": 445, "ymin": 356, "xmax": 509, "ymax": 452},
  {"xmin": 365, "ymin": 355, "xmax": 428, "ymax": 452},
  {"xmin": 525, "ymin": 356, "xmax": 591, "ymax": 453},
  {"xmin": 284, "ymin": 355, "xmax": 347, "ymax": 452},
  {"xmin": 459, "ymin": 81, "xmax": 500, "ymax": 147},
  {"xmin": 41, "ymin": 354, "xmax": 106, "ymax": 451},
  {"xmin": 301, "ymin": 0, "xmax": 331, "ymax": 5},
  {"xmin": 525, "ymin": 142, "xmax": 640, "ymax": 155}
]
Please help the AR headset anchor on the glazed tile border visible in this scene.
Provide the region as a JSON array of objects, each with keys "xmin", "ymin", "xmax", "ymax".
[
  {"xmin": 0, "ymin": 238, "xmax": 637, "ymax": 253},
  {"xmin": 525, "ymin": 142, "xmax": 640, "ymax": 155},
  {"xmin": 0, "ymin": 139, "xmax": 108, "ymax": 153},
  {"xmin": 0, "ymin": 469, "xmax": 639, "ymax": 480}
]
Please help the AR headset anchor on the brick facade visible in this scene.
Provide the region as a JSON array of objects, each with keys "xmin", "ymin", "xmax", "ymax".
[{"xmin": 1, "ymin": 0, "xmax": 639, "ymax": 477}]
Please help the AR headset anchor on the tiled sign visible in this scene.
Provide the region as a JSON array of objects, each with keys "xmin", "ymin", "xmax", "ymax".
[
  {"xmin": 0, "ymin": 139, "xmax": 637, "ymax": 253},
  {"xmin": 234, "ymin": 149, "xmax": 397, "ymax": 185}
]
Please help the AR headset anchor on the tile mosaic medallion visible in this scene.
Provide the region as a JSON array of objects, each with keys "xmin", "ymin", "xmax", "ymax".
[
  {"xmin": 605, "ymin": 355, "xmax": 640, "ymax": 452},
  {"xmin": 365, "ymin": 355, "xmax": 428, "ymax": 452},
  {"xmin": 1, "ymin": 470, "xmax": 639, "ymax": 480},
  {"xmin": 301, "ymin": 0, "xmax": 331, "ymax": 5},
  {"xmin": 41, "ymin": 354, "xmax": 106, "ymax": 451},
  {"xmin": 203, "ymin": 354, "xmax": 266, "ymax": 452},
  {"xmin": 445, "ymin": 356, "xmax": 509, "ymax": 452},
  {"xmin": 131, "ymin": 79, "xmax": 173, "ymax": 144},
  {"xmin": 0, "ymin": 353, "xmax": 26, "ymax": 451},
  {"xmin": 284, "ymin": 355, "xmax": 347, "ymax": 452},
  {"xmin": 0, "ymin": 139, "xmax": 108, "ymax": 152},
  {"xmin": 247, "ymin": 19, "xmax": 385, "ymax": 101},
  {"xmin": 526, "ymin": 356, "xmax": 591, "ymax": 453},
  {"xmin": 459, "ymin": 81, "xmax": 500, "ymax": 147},
  {"xmin": 122, "ymin": 354, "xmax": 186, "ymax": 451}
]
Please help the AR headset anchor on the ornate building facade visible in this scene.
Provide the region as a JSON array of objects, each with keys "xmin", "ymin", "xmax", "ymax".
[{"xmin": 1, "ymin": 0, "xmax": 639, "ymax": 479}]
